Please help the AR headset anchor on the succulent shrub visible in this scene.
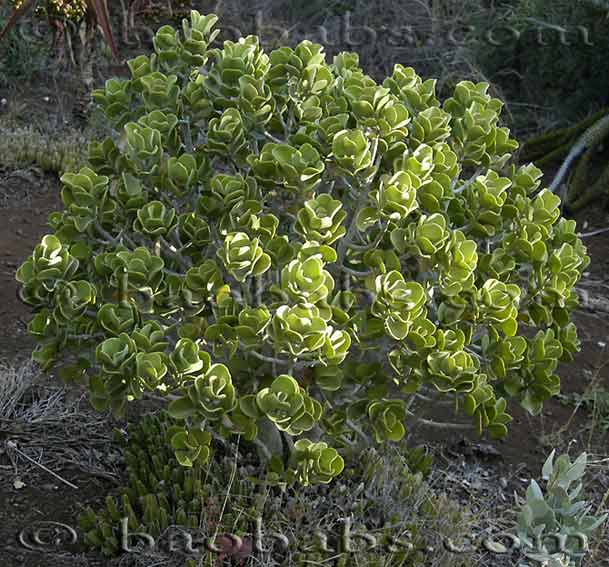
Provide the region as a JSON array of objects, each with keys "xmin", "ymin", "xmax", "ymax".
[
  {"xmin": 515, "ymin": 450, "xmax": 607, "ymax": 567},
  {"xmin": 17, "ymin": 11, "xmax": 589, "ymax": 485}
]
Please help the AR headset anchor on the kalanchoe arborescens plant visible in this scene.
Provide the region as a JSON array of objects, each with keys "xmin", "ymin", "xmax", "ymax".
[{"xmin": 16, "ymin": 11, "xmax": 590, "ymax": 485}]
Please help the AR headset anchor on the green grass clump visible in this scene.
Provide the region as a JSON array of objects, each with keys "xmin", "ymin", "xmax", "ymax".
[{"xmin": 559, "ymin": 388, "xmax": 609, "ymax": 433}]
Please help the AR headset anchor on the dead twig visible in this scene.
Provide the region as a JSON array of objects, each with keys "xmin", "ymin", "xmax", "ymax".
[{"xmin": 6, "ymin": 440, "xmax": 79, "ymax": 489}]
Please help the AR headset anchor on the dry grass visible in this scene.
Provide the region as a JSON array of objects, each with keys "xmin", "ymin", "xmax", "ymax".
[
  {"xmin": 0, "ymin": 359, "xmax": 40, "ymax": 419},
  {"xmin": 0, "ymin": 360, "xmax": 122, "ymax": 485}
]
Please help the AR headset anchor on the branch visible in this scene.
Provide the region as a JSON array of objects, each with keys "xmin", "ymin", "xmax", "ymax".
[
  {"xmin": 67, "ymin": 333, "xmax": 105, "ymax": 341},
  {"xmin": 347, "ymin": 222, "xmax": 388, "ymax": 251},
  {"xmin": 263, "ymin": 131, "xmax": 284, "ymax": 144},
  {"xmin": 6, "ymin": 440, "xmax": 79, "ymax": 489},
  {"xmin": 413, "ymin": 393, "xmax": 455, "ymax": 406},
  {"xmin": 164, "ymin": 267, "xmax": 184, "ymax": 277},
  {"xmin": 338, "ymin": 264, "xmax": 372, "ymax": 277},
  {"xmin": 281, "ymin": 431, "xmax": 295, "ymax": 453},
  {"xmin": 246, "ymin": 349, "xmax": 292, "ymax": 366},
  {"xmin": 453, "ymin": 168, "xmax": 483, "ymax": 195},
  {"xmin": 345, "ymin": 419, "xmax": 372, "ymax": 445},
  {"xmin": 337, "ymin": 181, "xmax": 368, "ymax": 265},
  {"xmin": 145, "ymin": 392, "xmax": 181, "ymax": 404},
  {"xmin": 159, "ymin": 236, "xmax": 192, "ymax": 270},
  {"xmin": 251, "ymin": 437, "xmax": 272, "ymax": 460},
  {"xmin": 243, "ymin": 345, "xmax": 319, "ymax": 370},
  {"xmin": 95, "ymin": 222, "xmax": 119, "ymax": 246},
  {"xmin": 415, "ymin": 418, "xmax": 474, "ymax": 430},
  {"xmin": 579, "ymin": 226, "xmax": 609, "ymax": 238},
  {"xmin": 549, "ymin": 113, "xmax": 609, "ymax": 194},
  {"xmin": 117, "ymin": 230, "xmax": 138, "ymax": 249},
  {"xmin": 180, "ymin": 119, "xmax": 193, "ymax": 152},
  {"xmin": 339, "ymin": 434, "xmax": 357, "ymax": 448}
]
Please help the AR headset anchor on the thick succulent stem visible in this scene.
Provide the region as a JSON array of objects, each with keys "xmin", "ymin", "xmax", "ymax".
[
  {"xmin": 345, "ymin": 419, "xmax": 372, "ymax": 446},
  {"xmin": 566, "ymin": 144, "xmax": 596, "ymax": 204},
  {"xmin": 549, "ymin": 113, "xmax": 609, "ymax": 194},
  {"xmin": 569, "ymin": 160, "xmax": 609, "ymax": 211},
  {"xmin": 535, "ymin": 141, "xmax": 572, "ymax": 167},
  {"xmin": 520, "ymin": 108, "xmax": 609, "ymax": 163}
]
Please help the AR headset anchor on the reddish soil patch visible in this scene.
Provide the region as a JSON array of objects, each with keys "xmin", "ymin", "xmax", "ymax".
[{"xmin": 0, "ymin": 170, "xmax": 62, "ymax": 363}]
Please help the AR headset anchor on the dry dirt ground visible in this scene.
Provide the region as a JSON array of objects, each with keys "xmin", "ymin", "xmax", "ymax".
[{"xmin": 0, "ymin": 170, "xmax": 113, "ymax": 565}]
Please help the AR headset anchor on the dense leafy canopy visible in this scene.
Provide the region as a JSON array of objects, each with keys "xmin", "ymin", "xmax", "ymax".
[{"xmin": 16, "ymin": 11, "xmax": 589, "ymax": 485}]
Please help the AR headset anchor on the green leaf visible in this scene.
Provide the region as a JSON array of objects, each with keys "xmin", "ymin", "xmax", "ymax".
[
  {"xmin": 167, "ymin": 397, "xmax": 198, "ymax": 419},
  {"xmin": 356, "ymin": 207, "xmax": 380, "ymax": 231}
]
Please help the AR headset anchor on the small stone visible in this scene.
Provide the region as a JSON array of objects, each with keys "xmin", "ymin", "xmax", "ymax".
[
  {"xmin": 0, "ymin": 98, "xmax": 7, "ymax": 106},
  {"xmin": 13, "ymin": 478, "xmax": 25, "ymax": 490},
  {"xmin": 43, "ymin": 96, "xmax": 50, "ymax": 102},
  {"xmin": 598, "ymin": 341, "xmax": 606, "ymax": 348},
  {"xmin": 16, "ymin": 228, "xmax": 24, "ymax": 236}
]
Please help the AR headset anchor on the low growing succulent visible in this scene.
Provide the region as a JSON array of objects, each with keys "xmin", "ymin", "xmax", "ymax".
[
  {"xmin": 17, "ymin": 11, "xmax": 589, "ymax": 485},
  {"xmin": 515, "ymin": 450, "xmax": 607, "ymax": 566},
  {"xmin": 79, "ymin": 413, "xmax": 257, "ymax": 559},
  {"xmin": 0, "ymin": 126, "xmax": 87, "ymax": 174}
]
